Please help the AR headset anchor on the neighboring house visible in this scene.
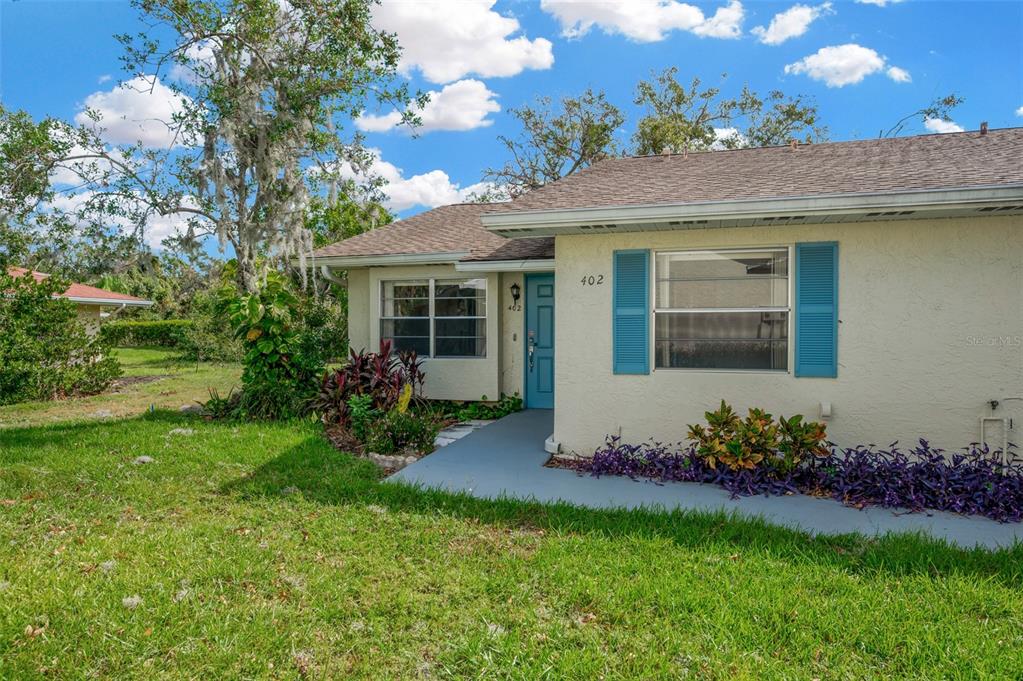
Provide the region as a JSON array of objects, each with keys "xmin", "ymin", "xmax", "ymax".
[
  {"xmin": 6, "ymin": 267, "xmax": 153, "ymax": 335},
  {"xmin": 310, "ymin": 128, "xmax": 1023, "ymax": 456}
]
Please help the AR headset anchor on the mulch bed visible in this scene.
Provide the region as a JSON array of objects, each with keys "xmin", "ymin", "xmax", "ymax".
[
  {"xmin": 322, "ymin": 422, "xmax": 444, "ymax": 474},
  {"xmin": 323, "ymin": 423, "xmax": 364, "ymax": 455},
  {"xmin": 543, "ymin": 455, "xmax": 588, "ymax": 472}
]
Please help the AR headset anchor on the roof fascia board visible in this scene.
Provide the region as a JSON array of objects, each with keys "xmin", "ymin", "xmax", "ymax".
[
  {"xmin": 310, "ymin": 251, "xmax": 469, "ymax": 268},
  {"xmin": 480, "ymin": 185, "xmax": 1023, "ymax": 232},
  {"xmin": 454, "ymin": 259, "xmax": 556, "ymax": 272},
  {"xmin": 66, "ymin": 296, "xmax": 153, "ymax": 306}
]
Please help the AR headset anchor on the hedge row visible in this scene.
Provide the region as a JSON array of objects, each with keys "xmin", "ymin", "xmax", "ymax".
[{"xmin": 100, "ymin": 319, "xmax": 194, "ymax": 347}]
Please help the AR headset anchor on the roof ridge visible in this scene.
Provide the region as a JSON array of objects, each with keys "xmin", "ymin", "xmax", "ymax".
[
  {"xmin": 607, "ymin": 126, "xmax": 1023, "ymax": 162},
  {"xmin": 492, "ymin": 126, "xmax": 1023, "ymax": 213},
  {"xmin": 344, "ymin": 201, "xmax": 503, "ymax": 234},
  {"xmin": 6, "ymin": 266, "xmax": 148, "ymax": 303}
]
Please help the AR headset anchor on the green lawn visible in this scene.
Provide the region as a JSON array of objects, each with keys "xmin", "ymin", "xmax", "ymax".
[
  {"xmin": 1, "ymin": 405, "xmax": 1022, "ymax": 678},
  {"xmin": 0, "ymin": 348, "xmax": 240, "ymax": 429}
]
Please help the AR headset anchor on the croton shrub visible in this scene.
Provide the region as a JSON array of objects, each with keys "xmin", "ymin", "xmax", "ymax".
[
  {"xmin": 579, "ymin": 400, "xmax": 1022, "ymax": 522},
  {"xmin": 687, "ymin": 401, "xmax": 827, "ymax": 475}
]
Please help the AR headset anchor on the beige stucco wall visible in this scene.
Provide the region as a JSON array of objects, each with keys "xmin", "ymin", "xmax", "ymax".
[
  {"xmin": 350, "ymin": 264, "xmax": 500, "ymax": 401},
  {"xmin": 346, "ymin": 268, "xmax": 371, "ymax": 354},
  {"xmin": 553, "ymin": 215, "xmax": 1023, "ymax": 455},
  {"xmin": 499, "ymin": 272, "xmax": 525, "ymax": 399},
  {"xmin": 346, "ymin": 265, "xmax": 526, "ymax": 401},
  {"xmin": 76, "ymin": 304, "xmax": 102, "ymax": 336}
]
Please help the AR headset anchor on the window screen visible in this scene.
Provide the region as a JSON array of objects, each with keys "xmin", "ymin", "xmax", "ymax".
[
  {"xmin": 654, "ymin": 249, "xmax": 789, "ymax": 370},
  {"xmin": 380, "ymin": 278, "xmax": 487, "ymax": 358}
]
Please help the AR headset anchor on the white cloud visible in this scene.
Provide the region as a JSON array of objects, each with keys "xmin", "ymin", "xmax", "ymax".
[
  {"xmin": 44, "ymin": 190, "xmax": 96, "ymax": 217},
  {"xmin": 691, "ymin": 0, "xmax": 745, "ymax": 38},
  {"xmin": 1015, "ymin": 105, "xmax": 1023, "ymax": 117},
  {"xmin": 784, "ymin": 44, "xmax": 908, "ymax": 87},
  {"xmin": 541, "ymin": 0, "xmax": 744, "ymax": 43},
  {"xmin": 353, "ymin": 113, "xmax": 404, "ymax": 135},
  {"xmin": 343, "ymin": 149, "xmax": 488, "ymax": 212},
  {"xmin": 711, "ymin": 127, "xmax": 746, "ymax": 149},
  {"xmin": 48, "ymin": 144, "xmax": 124, "ymax": 187},
  {"xmin": 886, "ymin": 65, "xmax": 911, "ymax": 83},
  {"xmin": 43, "ymin": 190, "xmax": 197, "ymax": 249},
  {"xmin": 74, "ymin": 76, "xmax": 189, "ymax": 148},
  {"xmin": 169, "ymin": 41, "xmax": 217, "ymax": 84},
  {"xmin": 924, "ymin": 117, "xmax": 964, "ymax": 134},
  {"xmin": 751, "ymin": 2, "xmax": 832, "ymax": 45},
  {"xmin": 356, "ymin": 79, "xmax": 500, "ymax": 134},
  {"xmin": 97, "ymin": 74, "xmax": 112, "ymax": 84},
  {"xmin": 372, "ymin": 0, "xmax": 553, "ymax": 84},
  {"xmin": 143, "ymin": 208, "xmax": 196, "ymax": 249},
  {"xmin": 854, "ymin": 0, "xmax": 903, "ymax": 6}
]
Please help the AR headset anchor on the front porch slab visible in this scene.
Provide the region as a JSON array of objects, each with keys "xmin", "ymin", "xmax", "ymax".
[{"xmin": 388, "ymin": 410, "xmax": 1023, "ymax": 550}]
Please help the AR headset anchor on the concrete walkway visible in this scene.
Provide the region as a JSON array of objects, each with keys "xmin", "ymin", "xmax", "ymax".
[{"xmin": 389, "ymin": 410, "xmax": 1023, "ymax": 550}]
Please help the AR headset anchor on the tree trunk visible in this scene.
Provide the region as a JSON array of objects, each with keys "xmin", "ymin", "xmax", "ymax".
[{"xmin": 237, "ymin": 254, "xmax": 259, "ymax": 293}]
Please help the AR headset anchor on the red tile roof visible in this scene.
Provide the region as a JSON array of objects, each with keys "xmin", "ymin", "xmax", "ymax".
[{"xmin": 6, "ymin": 267, "xmax": 151, "ymax": 305}]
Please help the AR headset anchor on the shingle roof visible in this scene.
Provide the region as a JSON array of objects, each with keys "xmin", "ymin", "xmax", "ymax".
[
  {"xmin": 487, "ymin": 128, "xmax": 1023, "ymax": 214},
  {"xmin": 309, "ymin": 203, "xmax": 553, "ymax": 262},
  {"xmin": 313, "ymin": 129, "xmax": 1022, "ymax": 262},
  {"xmin": 6, "ymin": 267, "xmax": 151, "ymax": 304}
]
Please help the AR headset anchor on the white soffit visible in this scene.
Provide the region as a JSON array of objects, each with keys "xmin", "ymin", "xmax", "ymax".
[
  {"xmin": 481, "ymin": 186, "xmax": 1023, "ymax": 237},
  {"xmin": 455, "ymin": 259, "xmax": 555, "ymax": 272},
  {"xmin": 309, "ymin": 251, "xmax": 468, "ymax": 268}
]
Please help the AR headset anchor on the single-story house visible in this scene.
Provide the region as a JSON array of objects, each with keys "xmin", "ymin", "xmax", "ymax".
[
  {"xmin": 310, "ymin": 128, "xmax": 1023, "ymax": 456},
  {"xmin": 6, "ymin": 267, "xmax": 153, "ymax": 335}
]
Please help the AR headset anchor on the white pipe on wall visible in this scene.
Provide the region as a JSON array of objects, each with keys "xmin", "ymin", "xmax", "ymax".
[{"xmin": 319, "ymin": 266, "xmax": 347, "ymax": 287}]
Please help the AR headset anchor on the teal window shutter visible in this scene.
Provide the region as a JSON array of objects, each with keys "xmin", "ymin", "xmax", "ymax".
[
  {"xmin": 795, "ymin": 242, "xmax": 838, "ymax": 378},
  {"xmin": 613, "ymin": 249, "xmax": 650, "ymax": 375}
]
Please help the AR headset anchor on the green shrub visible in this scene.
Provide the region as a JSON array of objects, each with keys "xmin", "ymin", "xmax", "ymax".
[
  {"xmin": 365, "ymin": 407, "xmax": 441, "ymax": 455},
  {"xmin": 201, "ymin": 387, "xmax": 242, "ymax": 419},
  {"xmin": 347, "ymin": 394, "xmax": 375, "ymax": 441},
  {"xmin": 776, "ymin": 413, "xmax": 829, "ymax": 474},
  {"xmin": 0, "ymin": 271, "xmax": 121, "ymax": 404},
  {"xmin": 100, "ymin": 319, "xmax": 193, "ymax": 347},
  {"xmin": 457, "ymin": 393, "xmax": 523, "ymax": 421},
  {"xmin": 432, "ymin": 393, "xmax": 524, "ymax": 422},
  {"xmin": 178, "ymin": 290, "xmax": 242, "ymax": 362},
  {"xmin": 219, "ymin": 273, "xmax": 325, "ymax": 420},
  {"xmin": 297, "ymin": 295, "xmax": 348, "ymax": 364},
  {"xmin": 687, "ymin": 400, "xmax": 827, "ymax": 473}
]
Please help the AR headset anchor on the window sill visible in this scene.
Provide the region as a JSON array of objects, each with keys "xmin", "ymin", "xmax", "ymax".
[{"xmin": 652, "ymin": 367, "xmax": 790, "ymax": 375}]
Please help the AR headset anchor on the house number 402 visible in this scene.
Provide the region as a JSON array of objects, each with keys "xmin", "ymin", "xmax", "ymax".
[{"xmin": 580, "ymin": 274, "xmax": 604, "ymax": 286}]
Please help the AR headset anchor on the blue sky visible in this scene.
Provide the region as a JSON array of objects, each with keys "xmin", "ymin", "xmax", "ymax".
[{"xmin": 1, "ymin": 0, "xmax": 1021, "ymax": 240}]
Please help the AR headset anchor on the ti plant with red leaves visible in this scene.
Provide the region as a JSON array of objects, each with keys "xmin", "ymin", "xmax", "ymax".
[{"xmin": 311, "ymin": 339, "xmax": 425, "ymax": 426}]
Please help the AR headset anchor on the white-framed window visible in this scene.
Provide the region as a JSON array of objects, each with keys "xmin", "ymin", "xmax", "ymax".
[
  {"xmin": 380, "ymin": 278, "xmax": 487, "ymax": 358},
  {"xmin": 381, "ymin": 280, "xmax": 431, "ymax": 357},
  {"xmin": 654, "ymin": 248, "xmax": 789, "ymax": 371}
]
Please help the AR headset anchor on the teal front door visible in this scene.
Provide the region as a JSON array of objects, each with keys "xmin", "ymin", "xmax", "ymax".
[{"xmin": 525, "ymin": 273, "xmax": 555, "ymax": 409}]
